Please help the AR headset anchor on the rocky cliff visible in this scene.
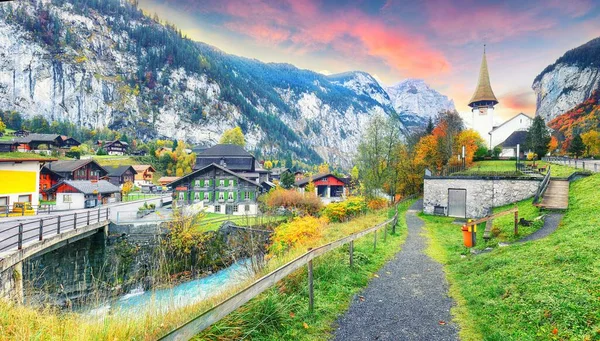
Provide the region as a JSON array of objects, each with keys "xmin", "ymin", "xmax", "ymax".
[{"xmin": 532, "ymin": 37, "xmax": 600, "ymax": 122}]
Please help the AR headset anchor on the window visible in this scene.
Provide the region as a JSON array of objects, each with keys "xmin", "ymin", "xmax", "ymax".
[
  {"xmin": 219, "ymin": 179, "xmax": 225, "ymax": 187},
  {"xmin": 228, "ymin": 192, "xmax": 234, "ymax": 200},
  {"xmin": 0, "ymin": 196, "xmax": 8, "ymax": 209},
  {"xmin": 214, "ymin": 205, "xmax": 221, "ymax": 213},
  {"xmin": 204, "ymin": 179, "xmax": 210, "ymax": 187},
  {"xmin": 244, "ymin": 192, "xmax": 250, "ymax": 200},
  {"xmin": 193, "ymin": 192, "xmax": 200, "ymax": 202},
  {"xmin": 63, "ymin": 194, "xmax": 72, "ymax": 203},
  {"xmin": 195, "ymin": 180, "xmax": 201, "ymax": 187},
  {"xmin": 204, "ymin": 192, "xmax": 210, "ymax": 200},
  {"xmin": 178, "ymin": 192, "xmax": 185, "ymax": 200},
  {"xmin": 218, "ymin": 192, "xmax": 225, "ymax": 201},
  {"xmin": 233, "ymin": 205, "xmax": 239, "ymax": 213},
  {"xmin": 18, "ymin": 195, "xmax": 31, "ymax": 202}
]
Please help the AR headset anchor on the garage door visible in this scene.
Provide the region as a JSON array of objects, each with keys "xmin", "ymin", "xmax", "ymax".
[{"xmin": 448, "ymin": 189, "xmax": 467, "ymax": 218}]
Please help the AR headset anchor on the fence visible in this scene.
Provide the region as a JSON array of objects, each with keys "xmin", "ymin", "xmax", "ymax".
[
  {"xmin": 0, "ymin": 208, "xmax": 110, "ymax": 254},
  {"xmin": 465, "ymin": 205, "xmax": 519, "ymax": 239},
  {"xmin": 533, "ymin": 166, "xmax": 551, "ymax": 205},
  {"xmin": 159, "ymin": 198, "xmax": 412, "ymax": 341},
  {"xmin": 1, "ymin": 204, "xmax": 57, "ymax": 218},
  {"xmin": 544, "ymin": 156, "xmax": 600, "ymax": 173}
]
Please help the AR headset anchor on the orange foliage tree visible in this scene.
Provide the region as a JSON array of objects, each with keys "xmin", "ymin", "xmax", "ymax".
[
  {"xmin": 453, "ymin": 129, "xmax": 484, "ymax": 166},
  {"xmin": 548, "ymin": 136, "xmax": 559, "ymax": 155},
  {"xmin": 269, "ymin": 216, "xmax": 329, "ymax": 254}
]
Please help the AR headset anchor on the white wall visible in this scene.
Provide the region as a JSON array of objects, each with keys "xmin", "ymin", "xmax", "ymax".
[
  {"xmin": 491, "ymin": 114, "xmax": 533, "ymax": 148},
  {"xmin": 471, "ymin": 107, "xmax": 495, "ymax": 149},
  {"xmin": 55, "ymin": 193, "xmax": 86, "ymax": 210}
]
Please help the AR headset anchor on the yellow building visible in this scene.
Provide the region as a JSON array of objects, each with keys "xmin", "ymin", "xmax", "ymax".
[{"xmin": 0, "ymin": 158, "xmax": 56, "ymax": 215}]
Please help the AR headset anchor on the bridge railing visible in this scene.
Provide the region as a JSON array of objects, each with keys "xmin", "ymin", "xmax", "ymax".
[{"xmin": 0, "ymin": 208, "xmax": 110, "ymax": 254}]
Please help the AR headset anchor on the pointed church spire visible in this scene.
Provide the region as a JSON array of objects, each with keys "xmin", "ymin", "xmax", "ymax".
[{"xmin": 468, "ymin": 45, "xmax": 498, "ymax": 108}]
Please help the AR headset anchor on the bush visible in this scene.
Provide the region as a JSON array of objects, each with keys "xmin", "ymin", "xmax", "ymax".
[
  {"xmin": 367, "ymin": 198, "xmax": 388, "ymax": 210},
  {"xmin": 269, "ymin": 216, "xmax": 329, "ymax": 254},
  {"xmin": 322, "ymin": 197, "xmax": 367, "ymax": 222},
  {"xmin": 261, "ymin": 187, "xmax": 322, "ymax": 216}
]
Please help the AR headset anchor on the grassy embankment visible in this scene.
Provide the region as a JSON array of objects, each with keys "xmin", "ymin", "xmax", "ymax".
[
  {"xmin": 423, "ymin": 173, "xmax": 600, "ymax": 340},
  {"xmin": 0, "ymin": 201, "xmax": 414, "ymax": 340},
  {"xmin": 464, "ymin": 160, "xmax": 584, "ymax": 178}
]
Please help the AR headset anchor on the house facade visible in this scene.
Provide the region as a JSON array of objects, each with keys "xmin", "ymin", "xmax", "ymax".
[
  {"xmin": 295, "ymin": 173, "xmax": 347, "ymax": 203},
  {"xmin": 194, "ymin": 144, "xmax": 270, "ymax": 184},
  {"xmin": 0, "ymin": 141, "xmax": 18, "ymax": 152},
  {"xmin": 0, "ymin": 157, "xmax": 56, "ymax": 214},
  {"xmin": 106, "ymin": 165, "xmax": 137, "ymax": 187},
  {"xmin": 98, "ymin": 140, "xmax": 129, "ymax": 155},
  {"xmin": 45, "ymin": 160, "xmax": 108, "ymax": 181},
  {"xmin": 132, "ymin": 165, "xmax": 155, "ymax": 185},
  {"xmin": 39, "ymin": 167, "xmax": 64, "ymax": 200},
  {"xmin": 52, "ymin": 180, "xmax": 121, "ymax": 210},
  {"xmin": 168, "ymin": 163, "xmax": 262, "ymax": 215}
]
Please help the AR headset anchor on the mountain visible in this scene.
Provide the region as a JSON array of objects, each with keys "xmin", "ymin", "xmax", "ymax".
[
  {"xmin": 385, "ymin": 79, "xmax": 455, "ymax": 127},
  {"xmin": 532, "ymin": 37, "xmax": 600, "ymax": 123},
  {"xmin": 0, "ymin": 0, "xmax": 447, "ymax": 168},
  {"xmin": 548, "ymin": 90, "xmax": 600, "ymax": 143}
]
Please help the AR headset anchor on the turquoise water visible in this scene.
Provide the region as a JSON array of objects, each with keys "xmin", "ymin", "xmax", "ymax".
[{"xmin": 86, "ymin": 260, "xmax": 251, "ymax": 316}]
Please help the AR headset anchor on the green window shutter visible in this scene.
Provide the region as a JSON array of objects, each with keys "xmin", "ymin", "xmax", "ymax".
[
  {"xmin": 209, "ymin": 192, "xmax": 213, "ymax": 201},
  {"xmin": 250, "ymin": 191, "xmax": 254, "ymax": 200},
  {"xmin": 232, "ymin": 179, "xmax": 236, "ymax": 186},
  {"xmin": 233, "ymin": 192, "xmax": 237, "ymax": 200},
  {"xmin": 225, "ymin": 179, "xmax": 229, "ymax": 187}
]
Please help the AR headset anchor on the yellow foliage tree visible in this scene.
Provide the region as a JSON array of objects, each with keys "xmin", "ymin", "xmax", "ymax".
[
  {"xmin": 122, "ymin": 181, "xmax": 134, "ymax": 197},
  {"xmin": 548, "ymin": 136, "xmax": 559, "ymax": 155},
  {"xmin": 269, "ymin": 216, "xmax": 329, "ymax": 254},
  {"xmin": 219, "ymin": 127, "xmax": 245, "ymax": 146},
  {"xmin": 305, "ymin": 179, "xmax": 315, "ymax": 193},
  {"xmin": 414, "ymin": 134, "xmax": 442, "ymax": 170},
  {"xmin": 581, "ymin": 130, "xmax": 600, "ymax": 156},
  {"xmin": 454, "ymin": 129, "xmax": 484, "ymax": 166},
  {"xmin": 0, "ymin": 117, "xmax": 6, "ymax": 135},
  {"xmin": 264, "ymin": 160, "xmax": 273, "ymax": 169},
  {"xmin": 317, "ymin": 163, "xmax": 330, "ymax": 174}
]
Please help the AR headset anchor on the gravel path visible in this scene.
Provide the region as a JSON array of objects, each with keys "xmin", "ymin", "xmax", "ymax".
[
  {"xmin": 516, "ymin": 213, "xmax": 563, "ymax": 243},
  {"xmin": 332, "ymin": 200, "xmax": 458, "ymax": 341}
]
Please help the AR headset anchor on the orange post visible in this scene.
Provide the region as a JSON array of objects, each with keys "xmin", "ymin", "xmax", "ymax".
[{"xmin": 462, "ymin": 224, "xmax": 473, "ymax": 247}]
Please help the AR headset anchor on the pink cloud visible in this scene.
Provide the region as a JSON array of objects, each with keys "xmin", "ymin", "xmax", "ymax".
[{"xmin": 500, "ymin": 90, "xmax": 537, "ymax": 113}]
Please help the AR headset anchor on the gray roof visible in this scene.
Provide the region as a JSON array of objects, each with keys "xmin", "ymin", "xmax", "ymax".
[
  {"xmin": 0, "ymin": 140, "xmax": 18, "ymax": 145},
  {"xmin": 14, "ymin": 133, "xmax": 61, "ymax": 144},
  {"xmin": 270, "ymin": 167, "xmax": 289, "ymax": 175},
  {"xmin": 46, "ymin": 159, "xmax": 101, "ymax": 173},
  {"xmin": 106, "ymin": 165, "xmax": 137, "ymax": 176},
  {"xmin": 63, "ymin": 180, "xmax": 120, "ymax": 194},
  {"xmin": 500, "ymin": 130, "xmax": 528, "ymax": 148},
  {"xmin": 168, "ymin": 163, "xmax": 262, "ymax": 188},
  {"xmin": 199, "ymin": 144, "xmax": 253, "ymax": 157}
]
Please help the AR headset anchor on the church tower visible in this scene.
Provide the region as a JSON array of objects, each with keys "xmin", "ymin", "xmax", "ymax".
[{"xmin": 469, "ymin": 46, "xmax": 498, "ymax": 149}]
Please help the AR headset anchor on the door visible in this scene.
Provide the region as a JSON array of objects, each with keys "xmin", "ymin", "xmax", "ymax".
[
  {"xmin": 448, "ymin": 189, "xmax": 467, "ymax": 218},
  {"xmin": 226, "ymin": 204, "xmax": 234, "ymax": 215}
]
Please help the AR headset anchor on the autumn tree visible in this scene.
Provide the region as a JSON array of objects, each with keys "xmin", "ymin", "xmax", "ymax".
[
  {"xmin": 317, "ymin": 163, "xmax": 330, "ymax": 174},
  {"xmin": 263, "ymin": 160, "xmax": 273, "ymax": 169},
  {"xmin": 548, "ymin": 136, "xmax": 559, "ymax": 155},
  {"xmin": 219, "ymin": 126, "xmax": 245, "ymax": 146},
  {"xmin": 454, "ymin": 129, "xmax": 484, "ymax": 166},
  {"xmin": 581, "ymin": 130, "xmax": 600, "ymax": 156},
  {"xmin": 122, "ymin": 181, "xmax": 134, "ymax": 197},
  {"xmin": 526, "ymin": 116, "xmax": 551, "ymax": 158},
  {"xmin": 568, "ymin": 134, "xmax": 586, "ymax": 158},
  {"xmin": 0, "ymin": 117, "xmax": 6, "ymax": 135}
]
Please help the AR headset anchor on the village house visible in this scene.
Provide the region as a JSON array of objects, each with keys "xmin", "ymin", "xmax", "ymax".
[
  {"xmin": 106, "ymin": 165, "xmax": 137, "ymax": 187},
  {"xmin": 98, "ymin": 140, "xmax": 129, "ymax": 155},
  {"xmin": 132, "ymin": 165, "xmax": 156, "ymax": 186},
  {"xmin": 39, "ymin": 166, "xmax": 64, "ymax": 201},
  {"xmin": 194, "ymin": 144, "xmax": 270, "ymax": 184},
  {"xmin": 0, "ymin": 157, "xmax": 57, "ymax": 214},
  {"xmin": 159, "ymin": 176, "xmax": 180, "ymax": 186},
  {"xmin": 50, "ymin": 180, "xmax": 121, "ymax": 210},
  {"xmin": 295, "ymin": 173, "xmax": 347, "ymax": 203},
  {"xmin": 44, "ymin": 159, "xmax": 108, "ymax": 180},
  {"xmin": 0, "ymin": 141, "xmax": 18, "ymax": 153},
  {"xmin": 13, "ymin": 134, "xmax": 81, "ymax": 153},
  {"xmin": 168, "ymin": 163, "xmax": 262, "ymax": 215}
]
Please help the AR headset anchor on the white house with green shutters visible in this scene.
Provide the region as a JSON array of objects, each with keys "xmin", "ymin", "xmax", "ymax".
[{"xmin": 167, "ymin": 163, "xmax": 263, "ymax": 215}]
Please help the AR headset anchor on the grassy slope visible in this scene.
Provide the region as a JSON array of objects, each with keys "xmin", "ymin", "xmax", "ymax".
[
  {"xmin": 423, "ymin": 174, "xmax": 600, "ymax": 340},
  {"xmin": 196, "ymin": 199, "xmax": 415, "ymax": 340},
  {"xmin": 468, "ymin": 160, "xmax": 581, "ymax": 178},
  {"xmin": 0, "ymin": 203, "xmax": 412, "ymax": 340},
  {"xmin": 93, "ymin": 156, "xmax": 139, "ymax": 166}
]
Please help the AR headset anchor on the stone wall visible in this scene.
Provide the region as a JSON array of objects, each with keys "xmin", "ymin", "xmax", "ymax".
[
  {"xmin": 424, "ymin": 177, "xmax": 541, "ymax": 218},
  {"xmin": 0, "ymin": 262, "xmax": 22, "ymax": 302}
]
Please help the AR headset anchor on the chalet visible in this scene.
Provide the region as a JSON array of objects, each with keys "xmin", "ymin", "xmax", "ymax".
[
  {"xmin": 296, "ymin": 173, "xmax": 347, "ymax": 203},
  {"xmin": 50, "ymin": 180, "xmax": 120, "ymax": 210},
  {"xmin": 0, "ymin": 141, "xmax": 18, "ymax": 153},
  {"xmin": 168, "ymin": 163, "xmax": 262, "ymax": 215},
  {"xmin": 45, "ymin": 159, "xmax": 108, "ymax": 181},
  {"xmin": 15, "ymin": 133, "xmax": 62, "ymax": 152},
  {"xmin": 39, "ymin": 166, "xmax": 64, "ymax": 200},
  {"xmin": 294, "ymin": 171, "xmax": 306, "ymax": 182},
  {"xmin": 58, "ymin": 135, "xmax": 81, "ymax": 148},
  {"xmin": 0, "ymin": 157, "xmax": 57, "ymax": 214},
  {"xmin": 13, "ymin": 129, "xmax": 30, "ymax": 137},
  {"xmin": 194, "ymin": 144, "xmax": 270, "ymax": 184},
  {"xmin": 159, "ymin": 176, "xmax": 180, "ymax": 186},
  {"xmin": 98, "ymin": 140, "xmax": 129, "ymax": 155},
  {"xmin": 106, "ymin": 165, "xmax": 137, "ymax": 187},
  {"xmin": 132, "ymin": 165, "xmax": 156, "ymax": 185}
]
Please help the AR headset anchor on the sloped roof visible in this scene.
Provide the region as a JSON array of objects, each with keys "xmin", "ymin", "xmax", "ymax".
[
  {"xmin": 500, "ymin": 131, "xmax": 528, "ymax": 148},
  {"xmin": 295, "ymin": 173, "xmax": 344, "ymax": 187},
  {"xmin": 106, "ymin": 165, "xmax": 137, "ymax": 176},
  {"xmin": 46, "ymin": 159, "xmax": 99, "ymax": 173},
  {"xmin": 167, "ymin": 163, "xmax": 262, "ymax": 188},
  {"xmin": 270, "ymin": 167, "xmax": 289, "ymax": 175},
  {"xmin": 14, "ymin": 133, "xmax": 61, "ymax": 144},
  {"xmin": 199, "ymin": 144, "xmax": 253, "ymax": 157},
  {"xmin": 490, "ymin": 113, "xmax": 532, "ymax": 133},
  {"xmin": 132, "ymin": 164, "xmax": 155, "ymax": 173},
  {"xmin": 468, "ymin": 49, "xmax": 498, "ymax": 107},
  {"xmin": 60, "ymin": 180, "xmax": 120, "ymax": 194}
]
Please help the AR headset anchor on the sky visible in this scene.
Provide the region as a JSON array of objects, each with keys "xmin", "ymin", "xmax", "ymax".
[{"xmin": 137, "ymin": 0, "xmax": 600, "ymax": 120}]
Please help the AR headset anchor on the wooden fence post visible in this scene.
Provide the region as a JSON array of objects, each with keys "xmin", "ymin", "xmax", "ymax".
[
  {"xmin": 39, "ymin": 220, "xmax": 43, "ymax": 241},
  {"xmin": 307, "ymin": 248, "xmax": 314, "ymax": 313},
  {"xmin": 98, "ymin": 208, "xmax": 101, "ymax": 223},
  {"xmin": 514, "ymin": 205, "xmax": 519, "ymax": 235},
  {"xmin": 349, "ymin": 240, "xmax": 354, "ymax": 268},
  {"xmin": 373, "ymin": 230, "xmax": 377, "ymax": 251}
]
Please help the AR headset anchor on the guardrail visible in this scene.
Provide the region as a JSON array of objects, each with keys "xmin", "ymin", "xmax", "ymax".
[
  {"xmin": 543, "ymin": 156, "xmax": 600, "ymax": 173},
  {"xmin": 0, "ymin": 204, "xmax": 57, "ymax": 217},
  {"xmin": 159, "ymin": 197, "xmax": 413, "ymax": 341},
  {"xmin": 533, "ymin": 165, "xmax": 551, "ymax": 205},
  {"xmin": 0, "ymin": 208, "xmax": 110, "ymax": 254}
]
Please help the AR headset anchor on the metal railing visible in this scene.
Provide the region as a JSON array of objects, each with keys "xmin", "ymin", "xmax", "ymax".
[
  {"xmin": 533, "ymin": 165, "xmax": 552, "ymax": 205},
  {"xmin": 0, "ymin": 204, "xmax": 57, "ymax": 217},
  {"xmin": 158, "ymin": 197, "xmax": 413, "ymax": 340},
  {"xmin": 0, "ymin": 208, "xmax": 110, "ymax": 254},
  {"xmin": 543, "ymin": 156, "xmax": 600, "ymax": 173}
]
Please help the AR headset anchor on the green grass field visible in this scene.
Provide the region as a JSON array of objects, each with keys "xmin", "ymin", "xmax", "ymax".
[
  {"xmin": 0, "ymin": 152, "xmax": 58, "ymax": 159},
  {"xmin": 0, "ymin": 128, "xmax": 15, "ymax": 141},
  {"xmin": 93, "ymin": 155, "xmax": 139, "ymax": 166},
  {"xmin": 194, "ymin": 213, "xmax": 287, "ymax": 232},
  {"xmin": 465, "ymin": 160, "xmax": 582, "ymax": 178},
  {"xmin": 423, "ymin": 173, "xmax": 600, "ymax": 340},
  {"xmin": 122, "ymin": 192, "xmax": 160, "ymax": 202}
]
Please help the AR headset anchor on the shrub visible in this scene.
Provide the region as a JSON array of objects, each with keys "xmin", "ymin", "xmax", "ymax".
[
  {"xmin": 261, "ymin": 187, "xmax": 322, "ymax": 216},
  {"xmin": 367, "ymin": 198, "xmax": 388, "ymax": 210},
  {"xmin": 269, "ymin": 216, "xmax": 329, "ymax": 254},
  {"xmin": 322, "ymin": 197, "xmax": 367, "ymax": 222}
]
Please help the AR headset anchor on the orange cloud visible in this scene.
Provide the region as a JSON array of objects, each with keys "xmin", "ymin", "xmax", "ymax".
[{"xmin": 500, "ymin": 90, "xmax": 537, "ymax": 114}]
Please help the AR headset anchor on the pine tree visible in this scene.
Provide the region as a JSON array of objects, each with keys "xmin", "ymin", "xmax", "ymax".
[
  {"xmin": 426, "ymin": 117, "xmax": 434, "ymax": 134},
  {"xmin": 526, "ymin": 116, "xmax": 551, "ymax": 158},
  {"xmin": 568, "ymin": 134, "xmax": 586, "ymax": 158}
]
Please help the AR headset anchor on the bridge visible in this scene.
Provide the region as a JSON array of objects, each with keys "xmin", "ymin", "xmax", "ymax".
[{"xmin": 0, "ymin": 195, "xmax": 173, "ymax": 302}]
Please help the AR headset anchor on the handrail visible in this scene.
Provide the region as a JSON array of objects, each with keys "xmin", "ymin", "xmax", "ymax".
[
  {"xmin": 159, "ymin": 196, "xmax": 414, "ymax": 341},
  {"xmin": 533, "ymin": 165, "xmax": 551, "ymax": 205}
]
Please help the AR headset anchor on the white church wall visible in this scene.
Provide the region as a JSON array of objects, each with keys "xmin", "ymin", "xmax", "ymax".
[
  {"xmin": 471, "ymin": 106, "xmax": 495, "ymax": 148},
  {"xmin": 490, "ymin": 114, "xmax": 533, "ymax": 148}
]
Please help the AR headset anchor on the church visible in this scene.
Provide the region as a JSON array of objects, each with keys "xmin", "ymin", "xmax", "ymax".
[{"xmin": 468, "ymin": 47, "xmax": 532, "ymax": 157}]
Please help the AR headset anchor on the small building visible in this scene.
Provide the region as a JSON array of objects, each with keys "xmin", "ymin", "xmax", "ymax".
[
  {"xmin": 39, "ymin": 166, "xmax": 64, "ymax": 200},
  {"xmin": 51, "ymin": 180, "xmax": 121, "ymax": 210},
  {"xmin": 132, "ymin": 165, "xmax": 156, "ymax": 186},
  {"xmin": 0, "ymin": 157, "xmax": 56, "ymax": 213},
  {"xmin": 159, "ymin": 176, "xmax": 181, "ymax": 186},
  {"xmin": 261, "ymin": 180, "xmax": 277, "ymax": 192},
  {"xmin": 0, "ymin": 141, "xmax": 18, "ymax": 153},
  {"xmin": 498, "ymin": 131, "xmax": 530, "ymax": 158},
  {"xmin": 45, "ymin": 159, "xmax": 108, "ymax": 181},
  {"xmin": 58, "ymin": 136, "xmax": 81, "ymax": 149},
  {"xmin": 294, "ymin": 171, "xmax": 306, "ymax": 182},
  {"xmin": 98, "ymin": 140, "xmax": 129, "ymax": 155},
  {"xmin": 490, "ymin": 113, "xmax": 533, "ymax": 152},
  {"xmin": 14, "ymin": 133, "xmax": 62, "ymax": 152},
  {"xmin": 168, "ymin": 163, "xmax": 262, "ymax": 215},
  {"xmin": 295, "ymin": 173, "xmax": 347, "ymax": 202},
  {"xmin": 106, "ymin": 165, "xmax": 137, "ymax": 187}
]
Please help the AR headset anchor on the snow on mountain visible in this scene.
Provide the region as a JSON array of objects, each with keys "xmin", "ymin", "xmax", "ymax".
[{"xmin": 385, "ymin": 79, "xmax": 456, "ymax": 126}]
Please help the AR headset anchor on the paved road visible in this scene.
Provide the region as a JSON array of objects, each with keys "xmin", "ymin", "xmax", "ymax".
[
  {"xmin": 333, "ymin": 200, "xmax": 458, "ymax": 341},
  {"xmin": 0, "ymin": 195, "xmax": 171, "ymax": 255}
]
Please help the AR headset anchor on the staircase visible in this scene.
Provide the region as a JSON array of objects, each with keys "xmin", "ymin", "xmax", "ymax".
[{"xmin": 537, "ymin": 180, "xmax": 569, "ymax": 210}]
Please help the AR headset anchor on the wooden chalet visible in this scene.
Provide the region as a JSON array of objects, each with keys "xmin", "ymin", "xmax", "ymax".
[
  {"xmin": 44, "ymin": 159, "xmax": 108, "ymax": 181},
  {"xmin": 106, "ymin": 165, "xmax": 137, "ymax": 187}
]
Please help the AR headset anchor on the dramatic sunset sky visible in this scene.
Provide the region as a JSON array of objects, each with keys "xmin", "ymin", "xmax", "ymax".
[{"xmin": 137, "ymin": 0, "xmax": 600, "ymax": 120}]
